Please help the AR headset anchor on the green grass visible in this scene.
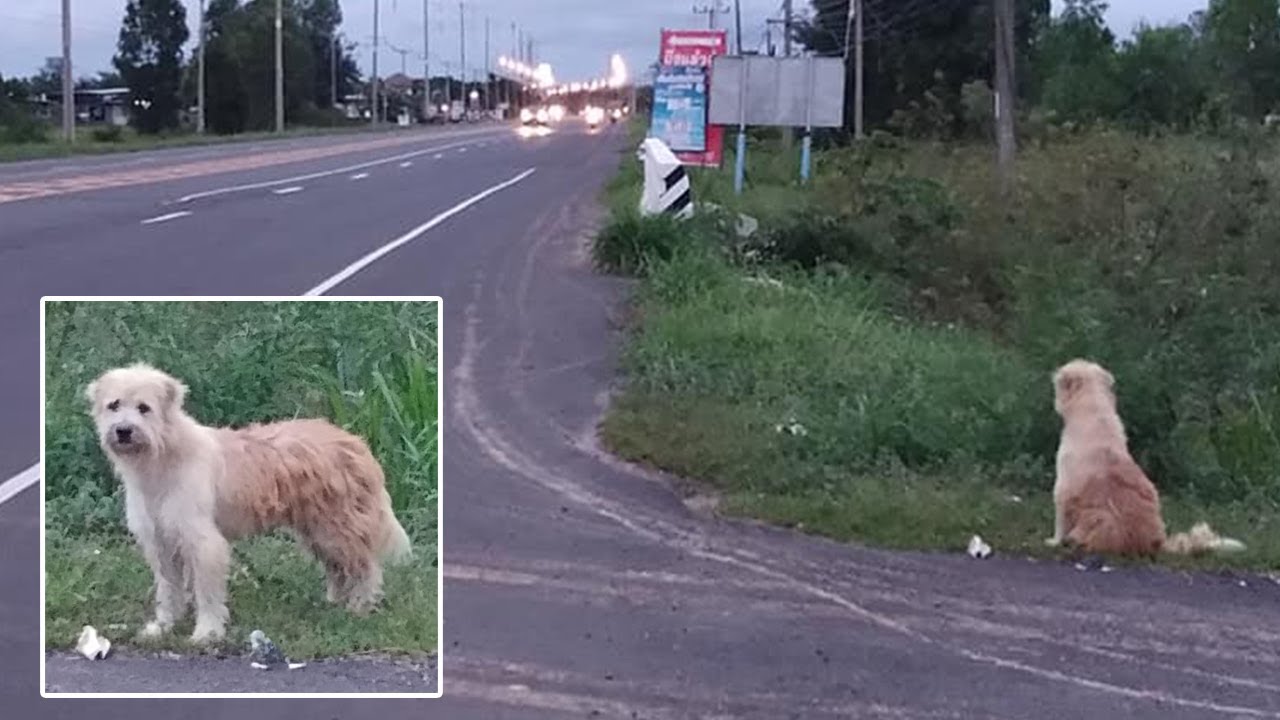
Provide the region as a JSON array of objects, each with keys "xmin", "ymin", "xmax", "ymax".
[
  {"xmin": 43, "ymin": 300, "xmax": 439, "ymax": 658},
  {"xmin": 597, "ymin": 130, "xmax": 1280, "ymax": 571},
  {"xmin": 0, "ymin": 123, "xmax": 390, "ymax": 164}
]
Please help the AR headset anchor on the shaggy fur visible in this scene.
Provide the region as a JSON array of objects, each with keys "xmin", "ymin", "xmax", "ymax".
[
  {"xmin": 85, "ymin": 363, "xmax": 412, "ymax": 644},
  {"xmin": 1047, "ymin": 359, "xmax": 1245, "ymax": 557}
]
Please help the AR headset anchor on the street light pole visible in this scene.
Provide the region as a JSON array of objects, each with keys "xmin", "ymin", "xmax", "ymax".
[
  {"xmin": 371, "ymin": 0, "xmax": 380, "ymax": 125},
  {"xmin": 61, "ymin": 0, "xmax": 74, "ymax": 142},
  {"xmin": 423, "ymin": 0, "xmax": 430, "ymax": 118},
  {"xmin": 274, "ymin": 0, "xmax": 284, "ymax": 133},
  {"xmin": 484, "ymin": 16, "xmax": 491, "ymax": 112},
  {"xmin": 733, "ymin": 0, "xmax": 743, "ymax": 55},
  {"xmin": 459, "ymin": 2, "xmax": 466, "ymax": 111},
  {"xmin": 197, "ymin": 0, "xmax": 205, "ymax": 134}
]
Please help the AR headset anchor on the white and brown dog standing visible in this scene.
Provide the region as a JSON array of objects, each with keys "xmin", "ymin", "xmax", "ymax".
[
  {"xmin": 86, "ymin": 363, "xmax": 412, "ymax": 643},
  {"xmin": 1048, "ymin": 359, "xmax": 1244, "ymax": 556}
]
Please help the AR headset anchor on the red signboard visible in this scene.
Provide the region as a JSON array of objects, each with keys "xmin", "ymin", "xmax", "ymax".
[{"xmin": 658, "ymin": 29, "xmax": 727, "ymax": 168}]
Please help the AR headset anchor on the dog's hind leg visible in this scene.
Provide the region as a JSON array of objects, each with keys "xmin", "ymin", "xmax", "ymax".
[
  {"xmin": 323, "ymin": 560, "xmax": 349, "ymax": 605},
  {"xmin": 186, "ymin": 525, "xmax": 232, "ymax": 644},
  {"xmin": 344, "ymin": 560, "xmax": 384, "ymax": 614}
]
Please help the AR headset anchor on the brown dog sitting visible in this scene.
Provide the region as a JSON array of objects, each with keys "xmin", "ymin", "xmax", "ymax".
[{"xmin": 1047, "ymin": 359, "xmax": 1244, "ymax": 556}]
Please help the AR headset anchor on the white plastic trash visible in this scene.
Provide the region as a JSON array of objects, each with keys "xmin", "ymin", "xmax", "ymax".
[
  {"xmin": 966, "ymin": 535, "xmax": 992, "ymax": 559},
  {"xmin": 76, "ymin": 625, "xmax": 111, "ymax": 660}
]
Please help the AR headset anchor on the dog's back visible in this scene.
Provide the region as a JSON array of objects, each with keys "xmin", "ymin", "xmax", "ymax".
[
  {"xmin": 214, "ymin": 418, "xmax": 386, "ymax": 538},
  {"xmin": 1064, "ymin": 447, "xmax": 1166, "ymax": 555}
]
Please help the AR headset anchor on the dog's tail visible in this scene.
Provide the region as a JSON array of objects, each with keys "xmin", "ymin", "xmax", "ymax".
[
  {"xmin": 1164, "ymin": 522, "xmax": 1246, "ymax": 555},
  {"xmin": 379, "ymin": 490, "xmax": 414, "ymax": 564}
]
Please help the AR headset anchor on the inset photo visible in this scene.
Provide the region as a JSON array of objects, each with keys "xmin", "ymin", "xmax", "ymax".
[{"xmin": 40, "ymin": 297, "xmax": 441, "ymax": 698}]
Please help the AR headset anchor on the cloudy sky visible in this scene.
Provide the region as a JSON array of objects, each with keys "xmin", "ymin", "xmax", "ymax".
[{"xmin": 0, "ymin": 1, "xmax": 1208, "ymax": 84}]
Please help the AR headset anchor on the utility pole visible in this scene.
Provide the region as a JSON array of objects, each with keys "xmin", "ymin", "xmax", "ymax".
[
  {"xmin": 330, "ymin": 36, "xmax": 338, "ymax": 108},
  {"xmin": 693, "ymin": 2, "xmax": 729, "ymax": 30},
  {"xmin": 994, "ymin": 0, "xmax": 1015, "ymax": 195},
  {"xmin": 484, "ymin": 16, "xmax": 491, "ymax": 112},
  {"xmin": 275, "ymin": 0, "xmax": 284, "ymax": 133},
  {"xmin": 459, "ymin": 2, "xmax": 466, "ymax": 111},
  {"xmin": 734, "ymin": 0, "xmax": 743, "ymax": 55},
  {"xmin": 60, "ymin": 0, "xmax": 73, "ymax": 143},
  {"xmin": 371, "ymin": 0, "xmax": 380, "ymax": 125},
  {"xmin": 844, "ymin": 0, "xmax": 865, "ymax": 139},
  {"xmin": 783, "ymin": 0, "xmax": 793, "ymax": 148},
  {"xmin": 197, "ymin": 0, "xmax": 205, "ymax": 133},
  {"xmin": 389, "ymin": 43, "xmax": 409, "ymax": 75},
  {"xmin": 423, "ymin": 0, "xmax": 430, "ymax": 118}
]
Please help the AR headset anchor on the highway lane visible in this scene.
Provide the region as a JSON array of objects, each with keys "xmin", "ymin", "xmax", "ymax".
[{"xmin": 3, "ymin": 122, "xmax": 1280, "ymax": 717}]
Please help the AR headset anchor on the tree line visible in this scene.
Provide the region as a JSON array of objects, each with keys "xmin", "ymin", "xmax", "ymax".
[
  {"xmin": 800, "ymin": 0, "xmax": 1280, "ymax": 137},
  {"xmin": 0, "ymin": 0, "xmax": 361, "ymax": 137}
]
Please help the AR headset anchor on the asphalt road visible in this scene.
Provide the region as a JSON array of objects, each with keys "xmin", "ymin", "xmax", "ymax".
[{"xmin": 2, "ymin": 121, "xmax": 1279, "ymax": 718}]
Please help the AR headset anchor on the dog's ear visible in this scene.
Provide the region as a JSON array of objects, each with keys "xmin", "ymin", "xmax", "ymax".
[
  {"xmin": 1055, "ymin": 371, "xmax": 1083, "ymax": 400},
  {"xmin": 161, "ymin": 375, "xmax": 188, "ymax": 409},
  {"xmin": 83, "ymin": 379, "xmax": 100, "ymax": 407}
]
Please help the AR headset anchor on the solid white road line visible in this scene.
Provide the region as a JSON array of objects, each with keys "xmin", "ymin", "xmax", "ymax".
[
  {"xmin": 2, "ymin": 164, "xmax": 536, "ymax": 509},
  {"xmin": 273, "ymin": 186, "xmax": 304, "ymax": 195},
  {"xmin": 174, "ymin": 132, "xmax": 502, "ymax": 204},
  {"xmin": 140, "ymin": 211, "xmax": 192, "ymax": 225},
  {"xmin": 0, "ymin": 464, "xmax": 38, "ymax": 506},
  {"xmin": 350, "ymin": 173, "xmax": 370, "ymax": 180},
  {"xmin": 304, "ymin": 168, "xmax": 537, "ymax": 297}
]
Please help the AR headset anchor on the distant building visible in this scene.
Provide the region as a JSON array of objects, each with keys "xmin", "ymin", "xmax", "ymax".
[{"xmin": 42, "ymin": 87, "xmax": 131, "ymax": 126}]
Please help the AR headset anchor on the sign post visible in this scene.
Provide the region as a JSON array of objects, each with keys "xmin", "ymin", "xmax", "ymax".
[{"xmin": 653, "ymin": 29, "xmax": 728, "ymax": 168}]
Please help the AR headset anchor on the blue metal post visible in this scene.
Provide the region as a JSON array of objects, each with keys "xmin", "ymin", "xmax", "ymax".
[
  {"xmin": 734, "ymin": 130, "xmax": 747, "ymax": 194},
  {"xmin": 800, "ymin": 131, "xmax": 811, "ymax": 184}
]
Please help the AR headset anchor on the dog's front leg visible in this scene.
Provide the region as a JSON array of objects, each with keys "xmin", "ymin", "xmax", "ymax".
[
  {"xmin": 133, "ymin": 523, "xmax": 187, "ymax": 639},
  {"xmin": 1045, "ymin": 491, "xmax": 1068, "ymax": 547},
  {"xmin": 184, "ymin": 525, "xmax": 232, "ymax": 644}
]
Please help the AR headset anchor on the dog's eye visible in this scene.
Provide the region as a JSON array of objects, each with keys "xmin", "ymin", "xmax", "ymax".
[
  {"xmin": 107, "ymin": 400, "xmax": 120, "ymax": 412},
  {"xmin": 137, "ymin": 403, "xmax": 151, "ymax": 415}
]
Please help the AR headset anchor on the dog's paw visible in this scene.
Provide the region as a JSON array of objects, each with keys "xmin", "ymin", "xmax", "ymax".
[
  {"xmin": 189, "ymin": 624, "xmax": 226, "ymax": 645},
  {"xmin": 1044, "ymin": 537, "xmax": 1062, "ymax": 547},
  {"xmin": 137, "ymin": 621, "xmax": 170, "ymax": 640}
]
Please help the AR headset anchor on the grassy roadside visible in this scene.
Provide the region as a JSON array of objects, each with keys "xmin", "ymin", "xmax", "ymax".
[
  {"xmin": 43, "ymin": 301, "xmax": 439, "ymax": 658},
  {"xmin": 0, "ymin": 123, "xmax": 404, "ymax": 164},
  {"xmin": 597, "ymin": 127, "xmax": 1280, "ymax": 571}
]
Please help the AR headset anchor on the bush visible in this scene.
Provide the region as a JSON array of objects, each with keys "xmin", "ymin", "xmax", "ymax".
[
  {"xmin": 90, "ymin": 125, "xmax": 125, "ymax": 143},
  {"xmin": 0, "ymin": 114, "xmax": 49, "ymax": 144},
  {"xmin": 43, "ymin": 301, "xmax": 439, "ymax": 537},
  {"xmin": 594, "ymin": 212, "xmax": 705, "ymax": 276},
  {"xmin": 782, "ymin": 131, "xmax": 1280, "ymax": 504}
]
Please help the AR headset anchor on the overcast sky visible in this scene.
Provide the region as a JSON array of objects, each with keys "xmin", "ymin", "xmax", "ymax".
[{"xmin": 0, "ymin": 1, "xmax": 1209, "ymax": 84}]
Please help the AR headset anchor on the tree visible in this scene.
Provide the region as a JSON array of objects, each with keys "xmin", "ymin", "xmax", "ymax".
[
  {"xmin": 113, "ymin": 0, "xmax": 190, "ymax": 133},
  {"xmin": 1203, "ymin": 0, "xmax": 1280, "ymax": 119},
  {"xmin": 1033, "ymin": 0, "xmax": 1124, "ymax": 123},
  {"xmin": 797, "ymin": 0, "xmax": 1050, "ymax": 137},
  {"xmin": 1115, "ymin": 23, "xmax": 1208, "ymax": 131},
  {"xmin": 77, "ymin": 71, "xmax": 125, "ymax": 90},
  {"xmin": 298, "ymin": 0, "xmax": 358, "ymax": 107},
  {"xmin": 203, "ymin": 0, "xmax": 250, "ymax": 133}
]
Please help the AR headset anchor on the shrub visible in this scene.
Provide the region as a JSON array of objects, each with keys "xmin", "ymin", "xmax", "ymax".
[
  {"xmin": 90, "ymin": 125, "xmax": 125, "ymax": 143},
  {"xmin": 594, "ymin": 212, "xmax": 705, "ymax": 276}
]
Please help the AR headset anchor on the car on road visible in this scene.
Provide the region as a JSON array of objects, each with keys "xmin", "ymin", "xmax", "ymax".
[
  {"xmin": 584, "ymin": 105, "xmax": 605, "ymax": 129},
  {"xmin": 520, "ymin": 106, "xmax": 550, "ymax": 126}
]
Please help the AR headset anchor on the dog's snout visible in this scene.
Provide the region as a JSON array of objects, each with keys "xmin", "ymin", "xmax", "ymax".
[{"xmin": 114, "ymin": 426, "xmax": 135, "ymax": 443}]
